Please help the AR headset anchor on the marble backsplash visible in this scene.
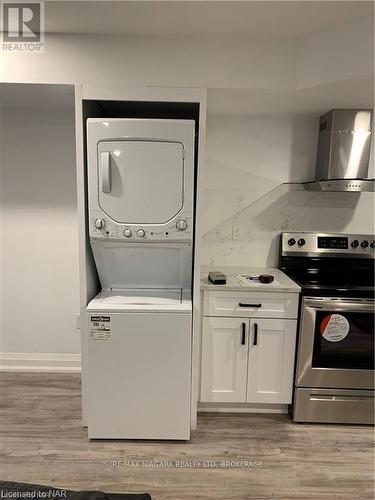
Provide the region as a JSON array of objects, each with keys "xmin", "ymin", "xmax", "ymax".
[{"xmin": 201, "ymin": 184, "xmax": 375, "ymax": 267}]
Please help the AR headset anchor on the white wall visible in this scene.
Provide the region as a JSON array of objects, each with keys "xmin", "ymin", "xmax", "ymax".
[
  {"xmin": 1, "ymin": 19, "xmax": 372, "ymax": 91},
  {"xmin": 2, "ymin": 33, "xmax": 298, "ymax": 90},
  {"xmin": 201, "ymin": 112, "xmax": 375, "ymax": 266},
  {"xmin": 296, "ymin": 17, "xmax": 373, "ymax": 89},
  {"xmin": 203, "ymin": 113, "xmax": 318, "ymax": 234},
  {"xmin": 201, "ymin": 185, "xmax": 375, "ymax": 267},
  {"xmin": 0, "ymin": 84, "xmax": 80, "ymax": 360}
]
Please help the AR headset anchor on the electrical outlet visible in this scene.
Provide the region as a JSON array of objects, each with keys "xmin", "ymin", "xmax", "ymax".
[
  {"xmin": 76, "ymin": 313, "xmax": 81, "ymax": 330},
  {"xmin": 232, "ymin": 225, "xmax": 241, "ymax": 240}
]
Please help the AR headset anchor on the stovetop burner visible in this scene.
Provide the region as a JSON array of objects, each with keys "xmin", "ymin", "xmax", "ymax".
[{"xmin": 279, "ymin": 232, "xmax": 375, "ymax": 298}]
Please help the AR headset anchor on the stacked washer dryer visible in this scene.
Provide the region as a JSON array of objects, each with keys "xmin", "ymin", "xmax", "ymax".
[{"xmin": 85, "ymin": 118, "xmax": 195, "ymax": 439}]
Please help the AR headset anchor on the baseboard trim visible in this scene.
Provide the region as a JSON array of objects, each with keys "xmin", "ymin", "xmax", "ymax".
[
  {"xmin": 0, "ymin": 352, "xmax": 81, "ymax": 372},
  {"xmin": 198, "ymin": 402, "xmax": 288, "ymax": 414}
]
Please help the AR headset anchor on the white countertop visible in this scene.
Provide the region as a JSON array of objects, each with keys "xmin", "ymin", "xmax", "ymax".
[{"xmin": 201, "ymin": 266, "xmax": 301, "ymax": 293}]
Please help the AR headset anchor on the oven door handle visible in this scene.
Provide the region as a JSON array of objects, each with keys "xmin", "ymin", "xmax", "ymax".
[
  {"xmin": 304, "ymin": 300, "xmax": 374, "ymax": 313},
  {"xmin": 309, "ymin": 394, "xmax": 374, "ymax": 402}
]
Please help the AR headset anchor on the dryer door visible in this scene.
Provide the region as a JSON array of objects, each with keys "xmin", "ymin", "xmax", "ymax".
[{"xmin": 97, "ymin": 140, "xmax": 184, "ymax": 225}]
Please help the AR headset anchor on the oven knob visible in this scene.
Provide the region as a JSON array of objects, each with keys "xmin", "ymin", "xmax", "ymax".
[
  {"xmin": 94, "ymin": 218, "xmax": 106, "ymax": 229},
  {"xmin": 288, "ymin": 238, "xmax": 296, "ymax": 246},
  {"xmin": 137, "ymin": 229, "xmax": 145, "ymax": 238},
  {"xmin": 297, "ymin": 238, "xmax": 306, "ymax": 247},
  {"xmin": 370, "ymin": 241, "xmax": 375, "ymax": 248},
  {"xmin": 351, "ymin": 240, "xmax": 359, "ymax": 248},
  {"xmin": 176, "ymin": 219, "xmax": 188, "ymax": 231},
  {"xmin": 123, "ymin": 229, "xmax": 132, "ymax": 238},
  {"xmin": 361, "ymin": 240, "xmax": 369, "ymax": 248}
]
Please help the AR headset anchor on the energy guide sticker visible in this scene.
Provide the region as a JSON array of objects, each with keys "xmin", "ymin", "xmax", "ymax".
[
  {"xmin": 90, "ymin": 316, "xmax": 111, "ymax": 340},
  {"xmin": 320, "ymin": 314, "xmax": 349, "ymax": 342}
]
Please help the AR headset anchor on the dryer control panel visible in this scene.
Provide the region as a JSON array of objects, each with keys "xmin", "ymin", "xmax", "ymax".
[{"xmin": 89, "ymin": 210, "xmax": 193, "ymax": 242}]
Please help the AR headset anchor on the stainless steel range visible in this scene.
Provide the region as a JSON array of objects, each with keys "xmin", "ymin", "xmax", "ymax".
[{"xmin": 279, "ymin": 232, "xmax": 374, "ymax": 424}]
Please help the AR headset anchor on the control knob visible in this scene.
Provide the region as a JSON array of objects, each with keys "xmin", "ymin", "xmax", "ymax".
[
  {"xmin": 370, "ymin": 241, "xmax": 375, "ymax": 248},
  {"xmin": 123, "ymin": 229, "xmax": 132, "ymax": 238},
  {"xmin": 287, "ymin": 238, "xmax": 296, "ymax": 246},
  {"xmin": 361, "ymin": 240, "xmax": 369, "ymax": 248},
  {"xmin": 351, "ymin": 240, "xmax": 359, "ymax": 248},
  {"xmin": 94, "ymin": 218, "xmax": 106, "ymax": 229},
  {"xmin": 176, "ymin": 219, "xmax": 188, "ymax": 231},
  {"xmin": 137, "ymin": 229, "xmax": 145, "ymax": 238},
  {"xmin": 297, "ymin": 238, "xmax": 306, "ymax": 247}
]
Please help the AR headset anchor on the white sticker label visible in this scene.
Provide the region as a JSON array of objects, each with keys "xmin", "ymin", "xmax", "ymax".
[
  {"xmin": 320, "ymin": 314, "xmax": 349, "ymax": 342},
  {"xmin": 90, "ymin": 315, "xmax": 111, "ymax": 341}
]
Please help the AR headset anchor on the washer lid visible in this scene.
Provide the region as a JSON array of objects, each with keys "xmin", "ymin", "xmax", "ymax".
[
  {"xmin": 90, "ymin": 240, "xmax": 192, "ymax": 290},
  {"xmin": 87, "ymin": 288, "xmax": 192, "ymax": 313},
  {"xmin": 99, "ymin": 288, "xmax": 183, "ymax": 305},
  {"xmin": 98, "ymin": 140, "xmax": 184, "ymax": 225}
]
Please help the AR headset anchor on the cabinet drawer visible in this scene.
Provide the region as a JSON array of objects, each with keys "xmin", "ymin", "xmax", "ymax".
[{"xmin": 203, "ymin": 291, "xmax": 299, "ymax": 319}]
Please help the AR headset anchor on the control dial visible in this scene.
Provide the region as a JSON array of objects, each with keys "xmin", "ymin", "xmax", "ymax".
[
  {"xmin": 361, "ymin": 240, "xmax": 369, "ymax": 248},
  {"xmin": 137, "ymin": 229, "xmax": 145, "ymax": 238},
  {"xmin": 123, "ymin": 229, "xmax": 132, "ymax": 238},
  {"xmin": 351, "ymin": 240, "xmax": 359, "ymax": 248},
  {"xmin": 288, "ymin": 238, "xmax": 296, "ymax": 246},
  {"xmin": 297, "ymin": 238, "xmax": 306, "ymax": 247},
  {"xmin": 370, "ymin": 241, "xmax": 375, "ymax": 248},
  {"xmin": 94, "ymin": 218, "xmax": 106, "ymax": 229},
  {"xmin": 176, "ymin": 219, "xmax": 188, "ymax": 231}
]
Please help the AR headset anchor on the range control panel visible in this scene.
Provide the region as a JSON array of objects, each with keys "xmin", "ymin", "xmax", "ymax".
[
  {"xmin": 89, "ymin": 210, "xmax": 193, "ymax": 242},
  {"xmin": 282, "ymin": 232, "xmax": 375, "ymax": 257},
  {"xmin": 317, "ymin": 236, "xmax": 348, "ymax": 249}
]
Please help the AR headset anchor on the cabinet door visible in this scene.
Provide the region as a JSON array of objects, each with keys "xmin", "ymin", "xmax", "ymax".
[
  {"xmin": 247, "ymin": 319, "xmax": 297, "ymax": 404},
  {"xmin": 201, "ymin": 317, "xmax": 249, "ymax": 403}
]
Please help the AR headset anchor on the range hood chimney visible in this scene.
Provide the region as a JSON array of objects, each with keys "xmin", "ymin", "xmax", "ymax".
[{"xmin": 304, "ymin": 109, "xmax": 374, "ymax": 192}]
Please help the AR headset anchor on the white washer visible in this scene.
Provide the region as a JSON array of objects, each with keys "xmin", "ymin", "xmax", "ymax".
[{"xmin": 87, "ymin": 289, "xmax": 191, "ymax": 439}]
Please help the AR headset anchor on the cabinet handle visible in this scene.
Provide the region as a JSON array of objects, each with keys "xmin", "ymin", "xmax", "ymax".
[
  {"xmin": 238, "ymin": 303, "xmax": 262, "ymax": 308},
  {"xmin": 253, "ymin": 323, "xmax": 258, "ymax": 345},
  {"xmin": 241, "ymin": 322, "xmax": 246, "ymax": 345}
]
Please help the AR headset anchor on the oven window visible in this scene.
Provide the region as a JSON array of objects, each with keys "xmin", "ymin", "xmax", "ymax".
[{"xmin": 312, "ymin": 311, "xmax": 374, "ymax": 370}]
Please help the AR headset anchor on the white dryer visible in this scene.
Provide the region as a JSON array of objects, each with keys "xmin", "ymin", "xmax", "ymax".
[
  {"xmin": 85, "ymin": 118, "xmax": 195, "ymax": 440},
  {"xmin": 87, "ymin": 118, "xmax": 194, "ymax": 243}
]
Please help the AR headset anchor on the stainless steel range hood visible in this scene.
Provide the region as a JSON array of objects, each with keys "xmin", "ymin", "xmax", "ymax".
[{"xmin": 304, "ymin": 109, "xmax": 374, "ymax": 192}]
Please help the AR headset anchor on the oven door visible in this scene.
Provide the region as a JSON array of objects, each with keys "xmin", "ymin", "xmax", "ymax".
[{"xmin": 296, "ymin": 297, "xmax": 374, "ymax": 390}]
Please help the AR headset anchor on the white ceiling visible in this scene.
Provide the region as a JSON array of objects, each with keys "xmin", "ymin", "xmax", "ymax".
[{"xmin": 44, "ymin": 1, "xmax": 373, "ymax": 38}]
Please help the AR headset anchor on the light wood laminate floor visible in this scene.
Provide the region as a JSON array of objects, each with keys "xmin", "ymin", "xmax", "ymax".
[{"xmin": 0, "ymin": 372, "xmax": 373, "ymax": 499}]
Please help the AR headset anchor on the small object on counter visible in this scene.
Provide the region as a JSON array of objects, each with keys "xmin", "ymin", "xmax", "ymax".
[
  {"xmin": 249, "ymin": 274, "xmax": 274, "ymax": 284},
  {"xmin": 258, "ymin": 274, "xmax": 274, "ymax": 284},
  {"xmin": 208, "ymin": 271, "xmax": 227, "ymax": 285},
  {"xmin": 235, "ymin": 274, "xmax": 279, "ymax": 287}
]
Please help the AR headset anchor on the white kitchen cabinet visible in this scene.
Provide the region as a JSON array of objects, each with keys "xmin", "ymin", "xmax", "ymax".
[
  {"xmin": 247, "ymin": 318, "xmax": 296, "ymax": 404},
  {"xmin": 201, "ymin": 317, "xmax": 248, "ymax": 403},
  {"xmin": 200, "ymin": 289, "xmax": 298, "ymax": 405}
]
